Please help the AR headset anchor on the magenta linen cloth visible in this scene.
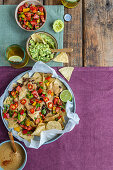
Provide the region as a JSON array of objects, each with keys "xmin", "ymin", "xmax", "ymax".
[{"xmin": 0, "ymin": 67, "xmax": 113, "ymax": 170}]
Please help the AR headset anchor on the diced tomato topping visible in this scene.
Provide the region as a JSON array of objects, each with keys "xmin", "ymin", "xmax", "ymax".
[
  {"xmin": 11, "ymin": 91, "xmax": 16, "ymax": 96},
  {"xmin": 33, "ymin": 14, "xmax": 39, "ymax": 19},
  {"xmin": 43, "ymin": 97, "xmax": 49, "ymax": 102},
  {"xmin": 38, "ymin": 7, "xmax": 44, "ymax": 12},
  {"xmin": 40, "ymin": 15, "xmax": 45, "ymax": 22},
  {"xmin": 25, "ymin": 12, "xmax": 31, "ymax": 18},
  {"xmin": 20, "ymin": 124, "xmax": 25, "ymax": 128},
  {"xmin": 56, "ymin": 107, "xmax": 61, "ymax": 113},
  {"xmin": 20, "ymin": 109, "xmax": 24, "ymax": 115},
  {"xmin": 38, "ymin": 88, "xmax": 43, "ymax": 94},
  {"xmin": 10, "ymin": 104, "xmax": 16, "ymax": 110},
  {"xmin": 16, "ymin": 86, "xmax": 21, "ymax": 92},
  {"xmin": 53, "ymin": 97, "xmax": 59, "ymax": 105},
  {"xmin": 27, "ymin": 126, "xmax": 32, "ymax": 131},
  {"xmin": 41, "ymin": 93, "xmax": 45, "ymax": 97},
  {"xmin": 61, "ymin": 108, "xmax": 65, "ymax": 112},
  {"xmin": 30, "ymin": 108, "xmax": 35, "ymax": 114},
  {"xmin": 24, "ymin": 125, "xmax": 28, "ymax": 130},
  {"xmin": 18, "ymin": 6, "xmax": 23, "ymax": 12},
  {"xmin": 39, "ymin": 82, "xmax": 43, "ymax": 85},
  {"xmin": 32, "ymin": 90, "xmax": 39, "ymax": 98},
  {"xmin": 48, "ymin": 102, "xmax": 53, "ymax": 109},
  {"xmin": 22, "ymin": 129, "xmax": 28, "ymax": 134},
  {"xmin": 3, "ymin": 113, "xmax": 9, "ymax": 119},
  {"xmin": 38, "ymin": 100, "xmax": 42, "ymax": 103},
  {"xmin": 20, "ymin": 99, "xmax": 26, "ymax": 105},
  {"xmin": 28, "ymin": 84, "xmax": 33, "ymax": 90},
  {"xmin": 24, "ymin": 2, "xmax": 29, "ymax": 8},
  {"xmin": 58, "ymin": 115, "xmax": 62, "ymax": 120},
  {"xmin": 30, "ymin": 98, "xmax": 34, "ymax": 104},
  {"xmin": 30, "ymin": 20, "xmax": 37, "ymax": 25},
  {"xmin": 45, "ymin": 76, "xmax": 51, "ymax": 80}
]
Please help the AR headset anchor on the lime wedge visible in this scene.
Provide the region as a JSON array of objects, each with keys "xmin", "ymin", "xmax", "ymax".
[
  {"xmin": 53, "ymin": 20, "xmax": 64, "ymax": 32},
  {"xmin": 60, "ymin": 90, "xmax": 72, "ymax": 102},
  {"xmin": 8, "ymin": 56, "xmax": 22, "ymax": 62}
]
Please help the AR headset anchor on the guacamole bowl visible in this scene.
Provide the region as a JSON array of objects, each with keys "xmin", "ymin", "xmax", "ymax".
[{"xmin": 26, "ymin": 31, "xmax": 58, "ymax": 63}]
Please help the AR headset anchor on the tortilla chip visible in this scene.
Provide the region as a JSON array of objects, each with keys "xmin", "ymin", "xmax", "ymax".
[
  {"xmin": 19, "ymin": 85, "xmax": 28, "ymax": 100},
  {"xmin": 46, "ymin": 121, "xmax": 62, "ymax": 130},
  {"xmin": 18, "ymin": 131, "xmax": 34, "ymax": 142},
  {"xmin": 3, "ymin": 96, "xmax": 13, "ymax": 105},
  {"xmin": 7, "ymin": 118, "xmax": 18, "ymax": 129},
  {"xmin": 28, "ymin": 111, "xmax": 40, "ymax": 121},
  {"xmin": 59, "ymin": 67, "xmax": 74, "ymax": 81},
  {"xmin": 31, "ymin": 124, "xmax": 46, "ymax": 136},
  {"xmin": 31, "ymin": 72, "xmax": 42, "ymax": 82},
  {"xmin": 53, "ymin": 52, "xmax": 69, "ymax": 63},
  {"xmin": 17, "ymin": 73, "xmax": 29, "ymax": 84}
]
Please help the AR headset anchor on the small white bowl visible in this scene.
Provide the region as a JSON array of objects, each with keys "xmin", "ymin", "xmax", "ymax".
[{"xmin": 15, "ymin": 0, "xmax": 47, "ymax": 31}]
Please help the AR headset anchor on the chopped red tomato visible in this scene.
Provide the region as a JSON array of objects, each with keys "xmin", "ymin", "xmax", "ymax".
[
  {"xmin": 11, "ymin": 91, "xmax": 16, "ymax": 96},
  {"xmin": 24, "ymin": 2, "xmax": 29, "ymax": 8},
  {"xmin": 56, "ymin": 107, "xmax": 61, "ymax": 113},
  {"xmin": 30, "ymin": 20, "xmax": 37, "ymax": 25},
  {"xmin": 41, "ymin": 93, "xmax": 45, "ymax": 97},
  {"xmin": 20, "ymin": 109, "xmax": 24, "ymax": 115},
  {"xmin": 20, "ymin": 99, "xmax": 26, "ymax": 105},
  {"xmin": 39, "ymin": 82, "xmax": 43, "ymax": 85},
  {"xmin": 22, "ymin": 129, "xmax": 28, "ymax": 134},
  {"xmin": 10, "ymin": 104, "xmax": 16, "ymax": 110},
  {"xmin": 16, "ymin": 86, "xmax": 21, "ymax": 92},
  {"xmin": 3, "ymin": 113, "xmax": 9, "ymax": 119},
  {"xmin": 38, "ymin": 88, "xmax": 43, "ymax": 94},
  {"xmin": 32, "ymin": 90, "xmax": 39, "ymax": 98},
  {"xmin": 45, "ymin": 76, "xmax": 51, "ymax": 80},
  {"xmin": 58, "ymin": 115, "xmax": 62, "ymax": 119},
  {"xmin": 30, "ymin": 108, "xmax": 35, "ymax": 114},
  {"xmin": 38, "ymin": 6, "xmax": 44, "ymax": 12},
  {"xmin": 30, "ymin": 98, "xmax": 35, "ymax": 104},
  {"xmin": 28, "ymin": 84, "xmax": 33, "ymax": 90},
  {"xmin": 43, "ymin": 97, "xmax": 49, "ymax": 102},
  {"xmin": 53, "ymin": 97, "xmax": 59, "ymax": 105},
  {"xmin": 48, "ymin": 102, "xmax": 53, "ymax": 109},
  {"xmin": 18, "ymin": 6, "xmax": 23, "ymax": 12},
  {"xmin": 27, "ymin": 126, "xmax": 32, "ymax": 131},
  {"xmin": 33, "ymin": 14, "xmax": 39, "ymax": 19},
  {"xmin": 61, "ymin": 108, "xmax": 65, "ymax": 112},
  {"xmin": 40, "ymin": 15, "xmax": 45, "ymax": 22}
]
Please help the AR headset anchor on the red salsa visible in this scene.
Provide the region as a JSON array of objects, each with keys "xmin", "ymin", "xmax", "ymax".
[{"xmin": 17, "ymin": 2, "xmax": 46, "ymax": 30}]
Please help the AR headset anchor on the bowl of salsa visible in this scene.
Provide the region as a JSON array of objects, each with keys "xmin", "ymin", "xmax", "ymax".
[
  {"xmin": 26, "ymin": 31, "xmax": 58, "ymax": 63},
  {"xmin": 15, "ymin": 0, "xmax": 47, "ymax": 31}
]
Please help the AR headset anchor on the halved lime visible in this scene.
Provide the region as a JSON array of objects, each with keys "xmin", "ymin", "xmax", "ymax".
[
  {"xmin": 60, "ymin": 90, "xmax": 72, "ymax": 102},
  {"xmin": 53, "ymin": 20, "xmax": 64, "ymax": 32},
  {"xmin": 8, "ymin": 56, "xmax": 22, "ymax": 62}
]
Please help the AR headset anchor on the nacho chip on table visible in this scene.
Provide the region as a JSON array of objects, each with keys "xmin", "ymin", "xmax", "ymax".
[
  {"xmin": 59, "ymin": 67, "xmax": 74, "ymax": 81},
  {"xmin": 53, "ymin": 52, "xmax": 69, "ymax": 63}
]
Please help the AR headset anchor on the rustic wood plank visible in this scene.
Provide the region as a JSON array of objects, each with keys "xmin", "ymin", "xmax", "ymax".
[
  {"xmin": 84, "ymin": 0, "xmax": 113, "ymax": 66},
  {"xmin": 0, "ymin": 0, "xmax": 3, "ymax": 5},
  {"xmin": 4, "ymin": 0, "xmax": 44, "ymax": 5},
  {"xmin": 44, "ymin": 0, "xmax": 83, "ymax": 66}
]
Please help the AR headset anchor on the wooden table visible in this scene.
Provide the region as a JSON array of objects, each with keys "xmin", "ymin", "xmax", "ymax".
[{"xmin": 1, "ymin": 0, "xmax": 113, "ymax": 66}]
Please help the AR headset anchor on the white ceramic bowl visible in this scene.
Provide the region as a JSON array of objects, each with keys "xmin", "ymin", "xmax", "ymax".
[{"xmin": 15, "ymin": 0, "xmax": 47, "ymax": 31}]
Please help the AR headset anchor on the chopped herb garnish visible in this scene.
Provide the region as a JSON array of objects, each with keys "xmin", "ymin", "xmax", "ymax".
[
  {"xmin": 55, "ymin": 118, "xmax": 58, "ymax": 121},
  {"xmin": 36, "ymin": 103, "xmax": 40, "ymax": 109},
  {"xmin": 34, "ymin": 117, "xmax": 37, "ymax": 120},
  {"xmin": 41, "ymin": 109, "xmax": 46, "ymax": 115}
]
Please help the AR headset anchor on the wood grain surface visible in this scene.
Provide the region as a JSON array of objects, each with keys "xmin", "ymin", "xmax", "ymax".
[
  {"xmin": 2, "ymin": 0, "xmax": 113, "ymax": 66},
  {"xmin": 84, "ymin": 0, "xmax": 113, "ymax": 66},
  {"xmin": 45, "ymin": 0, "xmax": 83, "ymax": 66}
]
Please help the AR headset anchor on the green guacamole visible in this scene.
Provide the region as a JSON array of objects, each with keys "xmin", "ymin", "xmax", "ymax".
[{"xmin": 29, "ymin": 34, "xmax": 56, "ymax": 62}]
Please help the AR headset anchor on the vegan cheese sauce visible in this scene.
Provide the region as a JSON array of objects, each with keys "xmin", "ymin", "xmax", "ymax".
[{"xmin": 0, "ymin": 142, "xmax": 25, "ymax": 170}]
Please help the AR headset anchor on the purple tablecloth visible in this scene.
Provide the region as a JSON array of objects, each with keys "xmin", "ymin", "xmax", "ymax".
[{"xmin": 1, "ymin": 67, "xmax": 113, "ymax": 170}]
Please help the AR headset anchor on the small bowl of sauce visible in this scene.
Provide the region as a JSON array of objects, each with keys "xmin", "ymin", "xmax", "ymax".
[{"xmin": 0, "ymin": 140, "xmax": 27, "ymax": 170}]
